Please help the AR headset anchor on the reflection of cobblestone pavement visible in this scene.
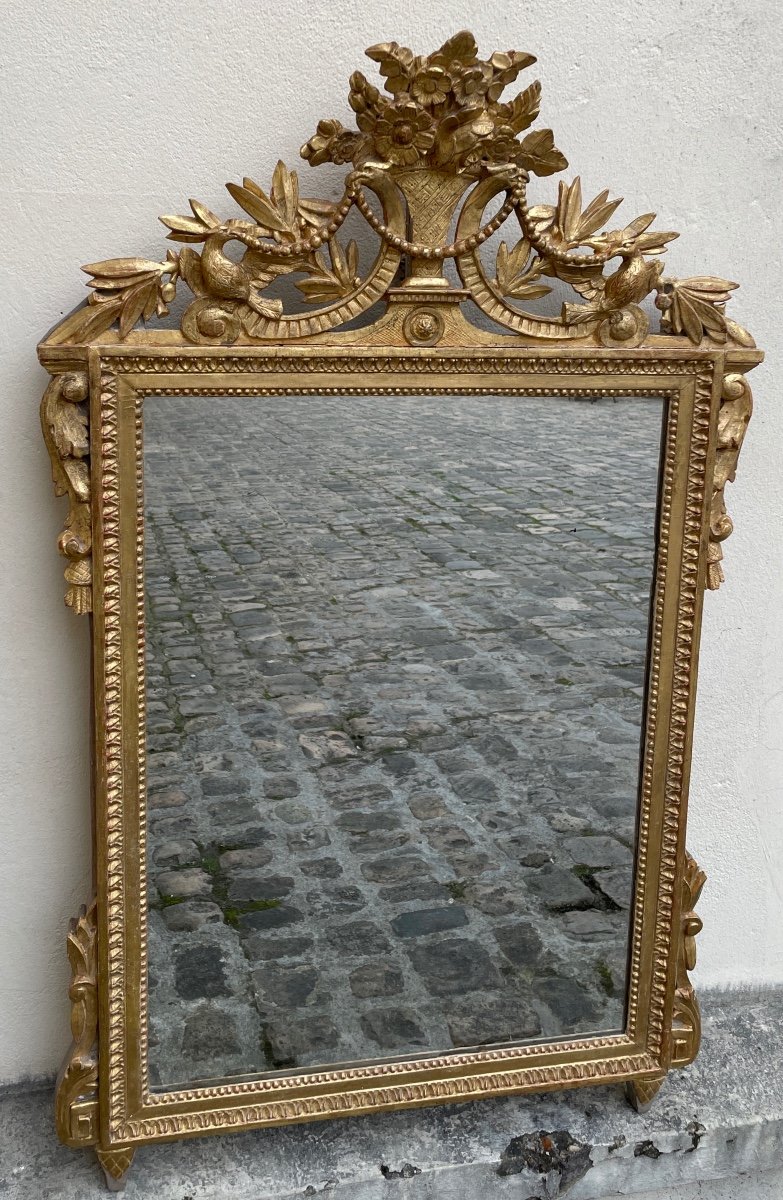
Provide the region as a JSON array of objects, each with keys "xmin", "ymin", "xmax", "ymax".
[{"xmin": 144, "ymin": 393, "xmax": 662, "ymax": 1087}]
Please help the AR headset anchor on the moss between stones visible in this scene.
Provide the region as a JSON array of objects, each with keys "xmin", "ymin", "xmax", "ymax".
[
  {"xmin": 223, "ymin": 898, "xmax": 281, "ymax": 929},
  {"xmin": 596, "ymin": 959, "xmax": 615, "ymax": 996}
]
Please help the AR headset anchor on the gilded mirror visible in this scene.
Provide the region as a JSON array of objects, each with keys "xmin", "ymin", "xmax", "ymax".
[{"xmin": 39, "ymin": 30, "xmax": 761, "ymax": 1189}]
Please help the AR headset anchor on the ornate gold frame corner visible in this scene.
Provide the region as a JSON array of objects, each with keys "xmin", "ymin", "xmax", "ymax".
[{"xmin": 41, "ymin": 29, "xmax": 761, "ymax": 1185}]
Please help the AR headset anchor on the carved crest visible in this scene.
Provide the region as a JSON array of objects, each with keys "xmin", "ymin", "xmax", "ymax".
[{"xmin": 43, "ymin": 30, "xmax": 752, "ymax": 357}]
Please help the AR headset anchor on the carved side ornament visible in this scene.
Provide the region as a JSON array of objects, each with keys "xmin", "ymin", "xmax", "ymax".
[
  {"xmin": 706, "ymin": 373, "xmax": 754, "ymax": 589},
  {"xmin": 40, "ymin": 372, "xmax": 92, "ymax": 614},
  {"xmin": 671, "ymin": 853, "xmax": 707, "ymax": 1066},
  {"xmin": 55, "ymin": 902, "xmax": 99, "ymax": 1146}
]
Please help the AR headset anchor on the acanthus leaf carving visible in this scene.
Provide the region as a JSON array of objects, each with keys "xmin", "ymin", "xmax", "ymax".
[
  {"xmin": 40, "ymin": 372, "xmax": 92, "ymax": 615},
  {"xmin": 54, "ymin": 901, "xmax": 99, "ymax": 1147},
  {"xmin": 706, "ymin": 372, "xmax": 754, "ymax": 589},
  {"xmin": 671, "ymin": 853, "xmax": 706, "ymax": 1066}
]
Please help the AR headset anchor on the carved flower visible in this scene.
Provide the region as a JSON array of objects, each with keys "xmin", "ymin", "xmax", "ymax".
[
  {"xmin": 372, "ymin": 101, "xmax": 435, "ymax": 165},
  {"xmin": 484, "ymin": 123, "xmax": 520, "ymax": 163},
  {"xmin": 332, "ymin": 130, "xmax": 366, "ymax": 165},
  {"xmin": 410, "ymin": 65, "xmax": 451, "ymax": 107},
  {"xmin": 301, "ymin": 118, "xmax": 344, "ymax": 167},
  {"xmin": 452, "ymin": 65, "xmax": 489, "ymax": 105}
]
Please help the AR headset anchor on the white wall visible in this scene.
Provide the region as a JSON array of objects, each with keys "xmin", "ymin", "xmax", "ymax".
[{"xmin": 1, "ymin": 0, "xmax": 781, "ymax": 1084}]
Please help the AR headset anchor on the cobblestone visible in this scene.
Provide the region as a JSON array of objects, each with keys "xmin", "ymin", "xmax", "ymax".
[{"xmin": 143, "ymin": 393, "xmax": 662, "ymax": 1084}]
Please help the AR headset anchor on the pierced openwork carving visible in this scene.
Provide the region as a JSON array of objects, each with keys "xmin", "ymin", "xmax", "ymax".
[
  {"xmin": 54, "ymin": 902, "xmax": 99, "ymax": 1147},
  {"xmin": 40, "ymin": 372, "xmax": 92, "ymax": 615},
  {"xmin": 672, "ymin": 853, "xmax": 707, "ymax": 1066},
  {"xmin": 43, "ymin": 30, "xmax": 752, "ymax": 355}
]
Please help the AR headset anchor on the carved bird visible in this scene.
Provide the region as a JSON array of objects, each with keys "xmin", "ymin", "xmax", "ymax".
[
  {"xmin": 200, "ymin": 225, "xmax": 286, "ymax": 316},
  {"xmin": 563, "ymin": 253, "xmax": 664, "ymax": 328},
  {"xmin": 602, "ymin": 253, "xmax": 664, "ymax": 311}
]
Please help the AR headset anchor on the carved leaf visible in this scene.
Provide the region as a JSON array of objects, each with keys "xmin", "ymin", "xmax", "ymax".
[
  {"xmin": 576, "ymin": 189, "xmax": 623, "ymax": 239},
  {"xmin": 622, "ymin": 212, "xmax": 656, "ymax": 239},
  {"xmin": 159, "ymin": 213, "xmax": 212, "ymax": 241},
  {"xmin": 631, "ymin": 230, "xmax": 679, "ymax": 254},
  {"xmin": 189, "ymin": 199, "xmax": 221, "ymax": 228},
  {"xmin": 495, "ymin": 238, "xmax": 551, "ymax": 300},
  {"xmin": 718, "ymin": 394, "xmax": 752, "ymax": 448},
  {"xmin": 502, "ymin": 80, "xmax": 542, "ymax": 133},
  {"xmin": 525, "ymin": 204, "xmax": 556, "ymax": 235},
  {"xmin": 346, "ymin": 239, "xmax": 359, "ymax": 279},
  {"xmin": 516, "ymin": 128, "xmax": 568, "ymax": 177},
  {"xmin": 298, "ymin": 196, "xmax": 338, "ymax": 226},
  {"xmin": 296, "ymin": 235, "xmax": 360, "ymax": 302},
  {"xmin": 70, "ymin": 297, "xmax": 125, "ymax": 339},
  {"xmin": 271, "ymin": 161, "xmax": 300, "ymax": 229},
  {"xmin": 225, "ymin": 181, "xmax": 287, "ymax": 232},
  {"xmin": 558, "ymin": 178, "xmax": 582, "ymax": 242},
  {"xmin": 487, "ymin": 49, "xmax": 537, "ymax": 100},
  {"xmin": 82, "ymin": 257, "xmax": 163, "ymax": 277},
  {"xmin": 64, "ymin": 458, "xmax": 90, "ymax": 501},
  {"xmin": 52, "ymin": 399, "xmax": 88, "ymax": 460},
  {"xmin": 507, "ymin": 281, "xmax": 551, "ymax": 300},
  {"xmin": 85, "ymin": 271, "xmax": 156, "ymax": 291},
  {"xmin": 365, "ymin": 41, "xmax": 417, "ymax": 93},
  {"xmin": 668, "ymin": 277, "xmax": 739, "ymax": 345},
  {"xmin": 433, "ymin": 30, "xmax": 478, "ymax": 68},
  {"xmin": 119, "ymin": 282, "xmax": 156, "ymax": 338}
]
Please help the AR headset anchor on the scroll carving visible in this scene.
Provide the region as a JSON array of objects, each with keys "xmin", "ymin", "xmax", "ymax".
[
  {"xmin": 40, "ymin": 31, "xmax": 751, "ymax": 351},
  {"xmin": 671, "ymin": 853, "xmax": 706, "ymax": 1066},
  {"xmin": 707, "ymin": 373, "xmax": 754, "ymax": 589},
  {"xmin": 40, "ymin": 372, "xmax": 92, "ymax": 615},
  {"xmin": 54, "ymin": 902, "xmax": 99, "ymax": 1147}
]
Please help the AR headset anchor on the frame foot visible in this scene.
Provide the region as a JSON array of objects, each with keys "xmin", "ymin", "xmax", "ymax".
[
  {"xmin": 626, "ymin": 1076, "xmax": 665, "ymax": 1113},
  {"xmin": 96, "ymin": 1146, "xmax": 135, "ymax": 1191}
]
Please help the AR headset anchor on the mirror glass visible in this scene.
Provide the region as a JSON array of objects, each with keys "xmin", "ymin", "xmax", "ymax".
[{"xmin": 143, "ymin": 391, "xmax": 664, "ymax": 1087}]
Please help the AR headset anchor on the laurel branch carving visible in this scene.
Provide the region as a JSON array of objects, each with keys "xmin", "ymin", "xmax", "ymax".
[
  {"xmin": 38, "ymin": 31, "xmax": 749, "ymax": 352},
  {"xmin": 54, "ymin": 902, "xmax": 99, "ymax": 1147},
  {"xmin": 40, "ymin": 372, "xmax": 92, "ymax": 615}
]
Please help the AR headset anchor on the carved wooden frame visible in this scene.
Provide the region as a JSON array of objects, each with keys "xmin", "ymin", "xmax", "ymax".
[{"xmin": 38, "ymin": 31, "xmax": 761, "ymax": 1187}]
